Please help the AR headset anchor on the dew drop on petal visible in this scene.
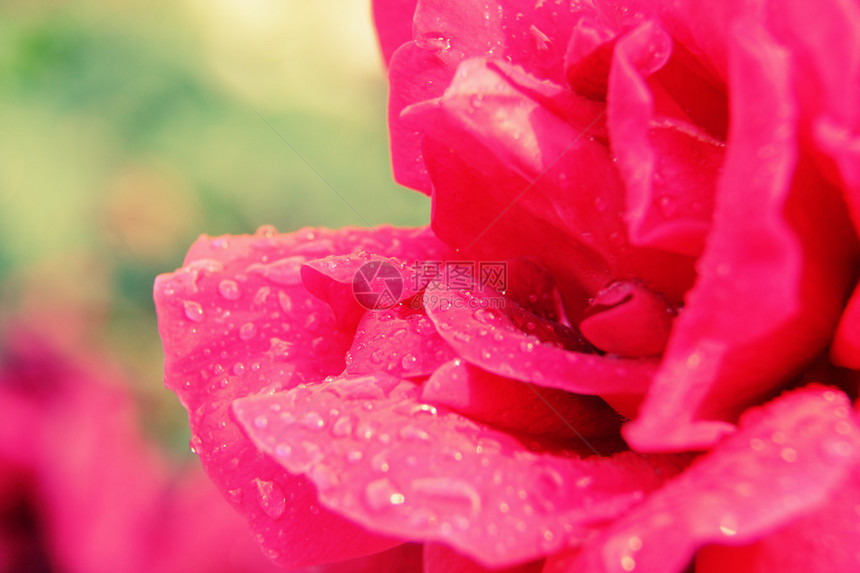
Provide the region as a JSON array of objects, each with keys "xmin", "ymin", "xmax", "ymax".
[
  {"xmin": 301, "ymin": 411, "xmax": 326, "ymax": 431},
  {"xmin": 278, "ymin": 291, "xmax": 293, "ymax": 313},
  {"xmin": 401, "ymin": 354, "xmax": 418, "ymax": 371},
  {"xmin": 254, "ymin": 478, "xmax": 286, "ymax": 519},
  {"xmin": 183, "ymin": 301, "xmax": 205, "ymax": 323},
  {"xmin": 719, "ymin": 515, "xmax": 738, "ymax": 536},
  {"xmin": 365, "ymin": 478, "xmax": 405, "ymax": 511},
  {"xmin": 218, "ymin": 279, "xmax": 241, "ymax": 300}
]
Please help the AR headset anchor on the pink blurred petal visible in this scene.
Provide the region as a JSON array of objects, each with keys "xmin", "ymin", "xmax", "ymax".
[
  {"xmin": 422, "ymin": 359, "xmax": 623, "ymax": 440},
  {"xmin": 233, "ymin": 374, "xmax": 683, "ymax": 568},
  {"xmin": 423, "ymin": 281, "xmax": 655, "ymax": 418},
  {"xmin": 347, "ymin": 307, "xmax": 456, "ymax": 379},
  {"xmin": 579, "ymin": 280, "xmax": 676, "ymax": 357},
  {"xmin": 549, "ymin": 386, "xmax": 860, "ymax": 573},
  {"xmin": 627, "ymin": 21, "xmax": 857, "ymax": 451},
  {"xmin": 155, "ymin": 226, "xmax": 414, "ymax": 567}
]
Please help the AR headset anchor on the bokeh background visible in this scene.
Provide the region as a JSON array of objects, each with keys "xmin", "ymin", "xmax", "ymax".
[{"xmin": 0, "ymin": 0, "xmax": 429, "ymax": 450}]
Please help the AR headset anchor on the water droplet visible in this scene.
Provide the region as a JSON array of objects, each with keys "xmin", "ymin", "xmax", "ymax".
[
  {"xmin": 183, "ymin": 301, "xmax": 205, "ymax": 323},
  {"xmin": 269, "ymin": 338, "xmax": 294, "ymax": 360},
  {"xmin": 278, "ymin": 291, "xmax": 293, "ymax": 313},
  {"xmin": 232, "ymin": 363, "xmax": 246, "ymax": 375},
  {"xmin": 780, "ymin": 447, "xmax": 798, "ymax": 462},
  {"xmin": 401, "ymin": 354, "xmax": 418, "ymax": 371},
  {"xmin": 246, "ymin": 256, "xmax": 306, "ymax": 286},
  {"xmin": 355, "ymin": 421, "xmax": 377, "ymax": 441},
  {"xmin": 399, "ymin": 425, "xmax": 431, "ymax": 441},
  {"xmin": 365, "ymin": 478, "xmax": 405, "ymax": 511},
  {"xmin": 410, "ymin": 404, "xmax": 438, "ymax": 417},
  {"xmin": 256, "ymin": 224, "xmax": 278, "ymax": 237},
  {"xmin": 332, "ymin": 416, "xmax": 354, "ymax": 437},
  {"xmin": 719, "ymin": 515, "xmax": 738, "ymax": 536},
  {"xmin": 254, "ymin": 415, "xmax": 269, "ymax": 429},
  {"xmin": 301, "ymin": 411, "xmax": 325, "ymax": 431},
  {"xmin": 185, "ymin": 258, "xmax": 224, "ymax": 274},
  {"xmin": 253, "ymin": 286, "xmax": 271, "ymax": 305},
  {"xmin": 412, "ymin": 477, "xmax": 482, "ymax": 513},
  {"xmin": 218, "ymin": 280, "xmax": 241, "ymax": 300},
  {"xmin": 621, "ymin": 556, "xmax": 636, "ymax": 571},
  {"xmin": 239, "ymin": 322, "xmax": 257, "ymax": 341},
  {"xmin": 656, "ymin": 195, "xmax": 678, "ymax": 217},
  {"xmin": 474, "ymin": 308, "xmax": 495, "ymax": 324},
  {"xmin": 416, "ymin": 32, "xmax": 451, "ymax": 51},
  {"xmin": 255, "ymin": 479, "xmax": 286, "ymax": 519},
  {"xmin": 372, "ymin": 452, "xmax": 390, "ymax": 473}
]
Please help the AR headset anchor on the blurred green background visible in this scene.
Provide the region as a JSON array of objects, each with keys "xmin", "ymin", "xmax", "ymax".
[{"xmin": 0, "ymin": 0, "xmax": 428, "ymax": 451}]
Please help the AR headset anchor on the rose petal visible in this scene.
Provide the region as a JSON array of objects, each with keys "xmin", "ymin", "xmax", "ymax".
[
  {"xmin": 548, "ymin": 386, "xmax": 860, "ymax": 573},
  {"xmin": 423, "ymin": 542, "xmax": 544, "ymax": 573},
  {"xmin": 155, "ymin": 226, "xmax": 410, "ymax": 567},
  {"xmin": 627, "ymin": 21, "xmax": 857, "ymax": 451},
  {"xmin": 406, "ymin": 58, "xmax": 697, "ymax": 315},
  {"xmin": 695, "ymin": 459, "xmax": 860, "ymax": 573},
  {"xmin": 579, "ymin": 280, "xmax": 676, "ymax": 358},
  {"xmin": 422, "ymin": 359, "xmax": 623, "ymax": 440},
  {"xmin": 372, "ymin": 0, "xmax": 419, "ymax": 67},
  {"xmin": 346, "ymin": 307, "xmax": 457, "ymax": 378},
  {"xmin": 564, "ymin": 12, "xmax": 618, "ymax": 98},
  {"xmin": 832, "ymin": 281, "xmax": 860, "ymax": 369},
  {"xmin": 423, "ymin": 282, "xmax": 655, "ymax": 418},
  {"xmin": 233, "ymin": 374, "xmax": 683, "ymax": 568},
  {"xmin": 386, "ymin": 0, "xmax": 605, "ymax": 193},
  {"xmin": 608, "ymin": 21, "xmax": 722, "ymax": 258}
]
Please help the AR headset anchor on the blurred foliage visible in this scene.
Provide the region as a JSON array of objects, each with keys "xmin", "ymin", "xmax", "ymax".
[{"xmin": 0, "ymin": 0, "xmax": 429, "ymax": 454}]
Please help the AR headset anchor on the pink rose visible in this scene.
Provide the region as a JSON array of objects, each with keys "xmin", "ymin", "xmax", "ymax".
[
  {"xmin": 154, "ymin": 1, "xmax": 860, "ymax": 571},
  {"xmin": 0, "ymin": 322, "xmax": 283, "ymax": 573}
]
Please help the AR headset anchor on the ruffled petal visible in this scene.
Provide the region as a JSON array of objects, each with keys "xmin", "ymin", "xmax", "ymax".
[
  {"xmin": 423, "ymin": 542, "xmax": 544, "ymax": 573},
  {"xmin": 422, "ymin": 360, "xmax": 623, "ymax": 440},
  {"xmin": 154, "ymin": 226, "xmax": 413, "ymax": 568},
  {"xmin": 346, "ymin": 307, "xmax": 457, "ymax": 378},
  {"xmin": 372, "ymin": 0, "xmax": 419, "ymax": 67},
  {"xmin": 423, "ymin": 281, "xmax": 655, "ymax": 417},
  {"xmin": 548, "ymin": 386, "xmax": 860, "ymax": 573},
  {"xmin": 579, "ymin": 280, "xmax": 676, "ymax": 358},
  {"xmin": 608, "ymin": 21, "xmax": 722, "ymax": 258},
  {"xmin": 407, "ymin": 57, "xmax": 696, "ymax": 314},
  {"xmin": 695, "ymin": 459, "xmax": 860, "ymax": 573},
  {"xmin": 627, "ymin": 21, "xmax": 857, "ymax": 451},
  {"xmin": 387, "ymin": 0, "xmax": 611, "ymax": 193},
  {"xmin": 233, "ymin": 374, "xmax": 683, "ymax": 568}
]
